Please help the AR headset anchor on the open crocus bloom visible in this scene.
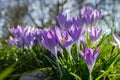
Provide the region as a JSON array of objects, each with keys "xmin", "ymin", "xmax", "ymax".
[
  {"xmin": 54, "ymin": 26, "xmax": 73, "ymax": 47},
  {"xmin": 54, "ymin": 26, "xmax": 73, "ymax": 59},
  {"xmin": 88, "ymin": 27, "xmax": 102, "ymax": 41},
  {"xmin": 80, "ymin": 47, "xmax": 100, "ymax": 71},
  {"xmin": 113, "ymin": 34, "xmax": 120, "ymax": 48}
]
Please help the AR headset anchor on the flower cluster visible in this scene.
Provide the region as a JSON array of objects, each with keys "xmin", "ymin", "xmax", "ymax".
[
  {"xmin": 6, "ymin": 6, "xmax": 104, "ymax": 78},
  {"xmin": 6, "ymin": 25, "xmax": 41, "ymax": 49},
  {"xmin": 5, "ymin": 5, "xmax": 120, "ymax": 80}
]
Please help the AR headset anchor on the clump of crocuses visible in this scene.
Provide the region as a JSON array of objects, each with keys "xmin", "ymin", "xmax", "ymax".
[
  {"xmin": 6, "ymin": 5, "xmax": 105, "ymax": 80},
  {"xmin": 6, "ymin": 25, "xmax": 41, "ymax": 49}
]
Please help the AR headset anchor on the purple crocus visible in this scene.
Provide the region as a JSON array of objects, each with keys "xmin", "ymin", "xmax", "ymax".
[
  {"xmin": 80, "ymin": 47, "xmax": 100, "ymax": 68},
  {"xmin": 41, "ymin": 29, "xmax": 63, "ymax": 57},
  {"xmin": 80, "ymin": 46, "xmax": 100, "ymax": 80},
  {"xmin": 54, "ymin": 26, "xmax": 73, "ymax": 47},
  {"xmin": 69, "ymin": 25, "xmax": 84, "ymax": 47},
  {"xmin": 113, "ymin": 34, "xmax": 120, "ymax": 48},
  {"xmin": 54, "ymin": 26, "xmax": 73, "ymax": 59},
  {"xmin": 41, "ymin": 28, "xmax": 63, "ymax": 78},
  {"xmin": 88, "ymin": 27, "xmax": 102, "ymax": 41},
  {"xmin": 69, "ymin": 25, "xmax": 83, "ymax": 41},
  {"xmin": 81, "ymin": 5, "xmax": 102, "ymax": 26}
]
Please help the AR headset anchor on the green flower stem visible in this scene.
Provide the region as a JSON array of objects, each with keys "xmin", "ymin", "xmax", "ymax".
[
  {"xmin": 56, "ymin": 55, "xmax": 62, "ymax": 80},
  {"xmin": 89, "ymin": 70, "xmax": 92, "ymax": 80},
  {"xmin": 88, "ymin": 66, "xmax": 93, "ymax": 80}
]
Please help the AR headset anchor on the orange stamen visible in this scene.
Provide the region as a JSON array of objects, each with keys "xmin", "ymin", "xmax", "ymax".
[{"xmin": 61, "ymin": 38, "xmax": 66, "ymax": 43}]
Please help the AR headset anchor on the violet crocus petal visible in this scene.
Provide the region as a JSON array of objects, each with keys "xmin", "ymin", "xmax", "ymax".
[
  {"xmin": 113, "ymin": 34, "xmax": 120, "ymax": 46},
  {"xmin": 54, "ymin": 26, "xmax": 62, "ymax": 42},
  {"xmin": 86, "ymin": 49, "xmax": 93, "ymax": 65},
  {"xmin": 62, "ymin": 40, "xmax": 73, "ymax": 47},
  {"xmin": 72, "ymin": 17, "xmax": 83, "ymax": 27},
  {"xmin": 94, "ymin": 47, "xmax": 100, "ymax": 59},
  {"xmin": 89, "ymin": 49, "xmax": 97, "ymax": 66},
  {"xmin": 65, "ymin": 20, "xmax": 73, "ymax": 28},
  {"xmin": 33, "ymin": 29, "xmax": 42, "ymax": 46},
  {"xmin": 56, "ymin": 13, "xmax": 67, "ymax": 28},
  {"xmin": 62, "ymin": 30, "xmax": 68, "ymax": 40},
  {"xmin": 80, "ymin": 51, "xmax": 84, "ymax": 57}
]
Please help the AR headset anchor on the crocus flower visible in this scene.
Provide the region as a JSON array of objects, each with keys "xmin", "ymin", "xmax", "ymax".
[
  {"xmin": 81, "ymin": 5, "xmax": 102, "ymax": 26},
  {"xmin": 41, "ymin": 29, "xmax": 63, "ymax": 78},
  {"xmin": 80, "ymin": 46, "xmax": 100, "ymax": 80},
  {"xmin": 88, "ymin": 27, "xmax": 102, "ymax": 41},
  {"xmin": 41, "ymin": 29, "xmax": 63, "ymax": 57},
  {"xmin": 69, "ymin": 25, "xmax": 84, "ymax": 47},
  {"xmin": 54, "ymin": 26, "xmax": 73, "ymax": 47},
  {"xmin": 69, "ymin": 25, "xmax": 84, "ymax": 42},
  {"xmin": 54, "ymin": 26, "xmax": 73, "ymax": 59},
  {"xmin": 113, "ymin": 34, "xmax": 120, "ymax": 48},
  {"xmin": 80, "ymin": 47, "xmax": 100, "ymax": 68}
]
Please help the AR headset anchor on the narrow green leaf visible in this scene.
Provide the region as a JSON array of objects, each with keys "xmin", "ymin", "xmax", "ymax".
[
  {"xmin": 0, "ymin": 67, "xmax": 14, "ymax": 80},
  {"xmin": 70, "ymin": 72, "xmax": 82, "ymax": 80}
]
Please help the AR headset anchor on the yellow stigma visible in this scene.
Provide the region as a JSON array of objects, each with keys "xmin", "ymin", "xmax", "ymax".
[{"xmin": 61, "ymin": 38, "xmax": 66, "ymax": 43}]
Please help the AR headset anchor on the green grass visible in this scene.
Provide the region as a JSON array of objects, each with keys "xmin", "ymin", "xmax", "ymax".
[{"xmin": 0, "ymin": 33, "xmax": 120, "ymax": 80}]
